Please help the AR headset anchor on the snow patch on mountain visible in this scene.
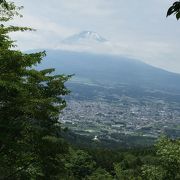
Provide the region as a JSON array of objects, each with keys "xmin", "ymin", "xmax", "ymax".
[{"xmin": 62, "ymin": 31, "xmax": 108, "ymax": 44}]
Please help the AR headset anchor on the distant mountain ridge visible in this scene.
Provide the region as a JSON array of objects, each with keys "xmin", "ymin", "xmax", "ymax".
[{"xmin": 35, "ymin": 49, "xmax": 180, "ymax": 95}]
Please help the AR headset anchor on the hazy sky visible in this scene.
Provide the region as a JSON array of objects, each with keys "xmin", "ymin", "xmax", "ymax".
[{"xmin": 11, "ymin": 0, "xmax": 180, "ymax": 73}]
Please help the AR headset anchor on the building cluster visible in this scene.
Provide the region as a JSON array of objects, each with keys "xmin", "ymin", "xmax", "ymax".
[{"xmin": 61, "ymin": 98, "xmax": 180, "ymax": 140}]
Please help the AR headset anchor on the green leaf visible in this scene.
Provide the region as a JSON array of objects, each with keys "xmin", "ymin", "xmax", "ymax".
[{"xmin": 176, "ymin": 12, "xmax": 180, "ymax": 20}]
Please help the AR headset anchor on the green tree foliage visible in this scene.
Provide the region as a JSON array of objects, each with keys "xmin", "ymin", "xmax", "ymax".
[
  {"xmin": 114, "ymin": 163, "xmax": 124, "ymax": 180},
  {"xmin": 141, "ymin": 165, "xmax": 165, "ymax": 180},
  {"xmin": 85, "ymin": 138, "xmax": 180, "ymax": 180},
  {"xmin": 87, "ymin": 168, "xmax": 113, "ymax": 180},
  {"xmin": 0, "ymin": 0, "xmax": 71, "ymax": 179},
  {"xmin": 141, "ymin": 137, "xmax": 180, "ymax": 180},
  {"xmin": 156, "ymin": 137, "xmax": 180, "ymax": 179},
  {"xmin": 167, "ymin": 1, "xmax": 180, "ymax": 20},
  {"xmin": 65, "ymin": 149, "xmax": 96, "ymax": 179}
]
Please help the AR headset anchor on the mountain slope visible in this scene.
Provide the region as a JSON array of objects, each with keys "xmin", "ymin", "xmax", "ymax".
[
  {"xmin": 37, "ymin": 49, "xmax": 180, "ymax": 139},
  {"xmin": 38, "ymin": 50, "xmax": 180, "ymax": 94}
]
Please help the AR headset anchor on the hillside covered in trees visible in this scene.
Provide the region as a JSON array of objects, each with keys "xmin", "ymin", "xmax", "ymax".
[{"xmin": 0, "ymin": 0, "xmax": 180, "ymax": 179}]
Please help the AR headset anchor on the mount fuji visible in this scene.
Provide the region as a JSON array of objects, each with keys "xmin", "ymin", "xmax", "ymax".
[{"xmin": 62, "ymin": 31, "xmax": 108, "ymax": 44}]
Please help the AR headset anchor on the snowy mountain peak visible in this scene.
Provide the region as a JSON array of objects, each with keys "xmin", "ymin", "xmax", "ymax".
[
  {"xmin": 63, "ymin": 31, "xmax": 107, "ymax": 44},
  {"xmin": 78, "ymin": 31, "xmax": 107, "ymax": 42}
]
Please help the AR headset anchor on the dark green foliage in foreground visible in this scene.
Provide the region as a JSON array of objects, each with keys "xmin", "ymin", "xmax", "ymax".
[
  {"xmin": 0, "ymin": 1, "xmax": 70, "ymax": 179},
  {"xmin": 62, "ymin": 137, "xmax": 180, "ymax": 180},
  {"xmin": 87, "ymin": 168, "xmax": 113, "ymax": 180},
  {"xmin": 65, "ymin": 149, "xmax": 96, "ymax": 179},
  {"xmin": 167, "ymin": 1, "xmax": 180, "ymax": 20}
]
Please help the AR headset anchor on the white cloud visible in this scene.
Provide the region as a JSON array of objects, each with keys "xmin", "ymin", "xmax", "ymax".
[{"xmin": 10, "ymin": 0, "xmax": 180, "ymax": 73}]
